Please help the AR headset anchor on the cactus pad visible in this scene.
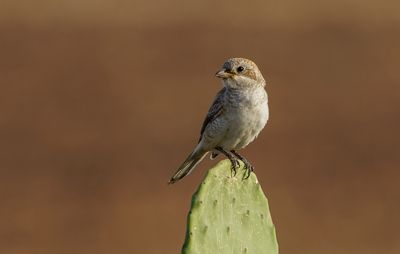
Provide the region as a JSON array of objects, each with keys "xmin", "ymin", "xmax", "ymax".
[{"xmin": 182, "ymin": 159, "xmax": 278, "ymax": 254}]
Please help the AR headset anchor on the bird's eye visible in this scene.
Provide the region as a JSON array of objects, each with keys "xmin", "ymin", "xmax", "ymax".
[{"xmin": 237, "ymin": 66, "xmax": 244, "ymax": 73}]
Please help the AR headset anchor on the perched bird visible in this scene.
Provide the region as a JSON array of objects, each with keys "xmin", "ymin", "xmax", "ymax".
[{"xmin": 169, "ymin": 58, "xmax": 269, "ymax": 184}]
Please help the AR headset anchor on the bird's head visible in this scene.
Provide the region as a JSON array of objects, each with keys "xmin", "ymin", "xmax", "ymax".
[{"xmin": 215, "ymin": 58, "xmax": 266, "ymax": 88}]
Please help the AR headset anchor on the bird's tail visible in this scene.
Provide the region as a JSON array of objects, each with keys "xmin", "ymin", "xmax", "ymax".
[{"xmin": 169, "ymin": 148, "xmax": 207, "ymax": 184}]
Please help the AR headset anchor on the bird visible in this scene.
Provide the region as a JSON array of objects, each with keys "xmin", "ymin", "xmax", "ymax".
[{"xmin": 169, "ymin": 57, "xmax": 269, "ymax": 184}]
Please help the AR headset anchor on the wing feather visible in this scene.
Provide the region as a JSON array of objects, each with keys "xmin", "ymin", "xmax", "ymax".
[{"xmin": 198, "ymin": 87, "xmax": 226, "ymax": 143}]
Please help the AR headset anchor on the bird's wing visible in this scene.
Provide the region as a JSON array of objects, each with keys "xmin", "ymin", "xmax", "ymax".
[{"xmin": 198, "ymin": 87, "xmax": 226, "ymax": 143}]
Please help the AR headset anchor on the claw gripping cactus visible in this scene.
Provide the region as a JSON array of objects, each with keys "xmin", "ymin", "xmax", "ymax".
[{"xmin": 182, "ymin": 159, "xmax": 278, "ymax": 254}]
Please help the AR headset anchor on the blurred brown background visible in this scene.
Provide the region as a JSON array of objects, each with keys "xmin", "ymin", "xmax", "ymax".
[{"xmin": 1, "ymin": 1, "xmax": 399, "ymax": 253}]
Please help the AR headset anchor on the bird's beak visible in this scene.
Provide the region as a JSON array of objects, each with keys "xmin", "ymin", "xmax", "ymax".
[{"xmin": 215, "ymin": 69, "xmax": 234, "ymax": 79}]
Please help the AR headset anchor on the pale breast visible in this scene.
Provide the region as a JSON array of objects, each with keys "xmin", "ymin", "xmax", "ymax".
[{"xmin": 220, "ymin": 89, "xmax": 269, "ymax": 150}]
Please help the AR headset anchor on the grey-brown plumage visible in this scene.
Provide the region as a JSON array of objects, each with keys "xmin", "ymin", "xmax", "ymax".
[{"xmin": 169, "ymin": 58, "xmax": 269, "ymax": 184}]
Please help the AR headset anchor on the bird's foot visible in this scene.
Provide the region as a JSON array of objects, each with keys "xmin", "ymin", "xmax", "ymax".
[
  {"xmin": 230, "ymin": 150, "xmax": 254, "ymax": 180},
  {"xmin": 229, "ymin": 158, "xmax": 240, "ymax": 177},
  {"xmin": 242, "ymin": 160, "xmax": 254, "ymax": 180},
  {"xmin": 215, "ymin": 146, "xmax": 240, "ymax": 177}
]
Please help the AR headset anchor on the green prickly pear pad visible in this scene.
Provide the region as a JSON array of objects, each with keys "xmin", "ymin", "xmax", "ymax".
[{"xmin": 182, "ymin": 159, "xmax": 278, "ymax": 254}]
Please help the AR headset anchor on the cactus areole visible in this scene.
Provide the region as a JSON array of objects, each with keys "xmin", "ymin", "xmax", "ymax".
[{"xmin": 182, "ymin": 159, "xmax": 278, "ymax": 254}]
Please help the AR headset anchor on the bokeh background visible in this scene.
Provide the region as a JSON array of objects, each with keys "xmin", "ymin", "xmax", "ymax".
[{"xmin": 1, "ymin": 1, "xmax": 399, "ymax": 253}]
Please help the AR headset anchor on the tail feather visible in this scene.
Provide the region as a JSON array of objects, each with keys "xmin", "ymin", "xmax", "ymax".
[
  {"xmin": 169, "ymin": 150, "xmax": 207, "ymax": 184},
  {"xmin": 210, "ymin": 151, "xmax": 219, "ymax": 160}
]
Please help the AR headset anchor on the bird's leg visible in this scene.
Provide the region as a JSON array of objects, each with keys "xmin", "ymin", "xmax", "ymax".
[
  {"xmin": 215, "ymin": 147, "xmax": 240, "ymax": 176},
  {"xmin": 231, "ymin": 150, "xmax": 254, "ymax": 179}
]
